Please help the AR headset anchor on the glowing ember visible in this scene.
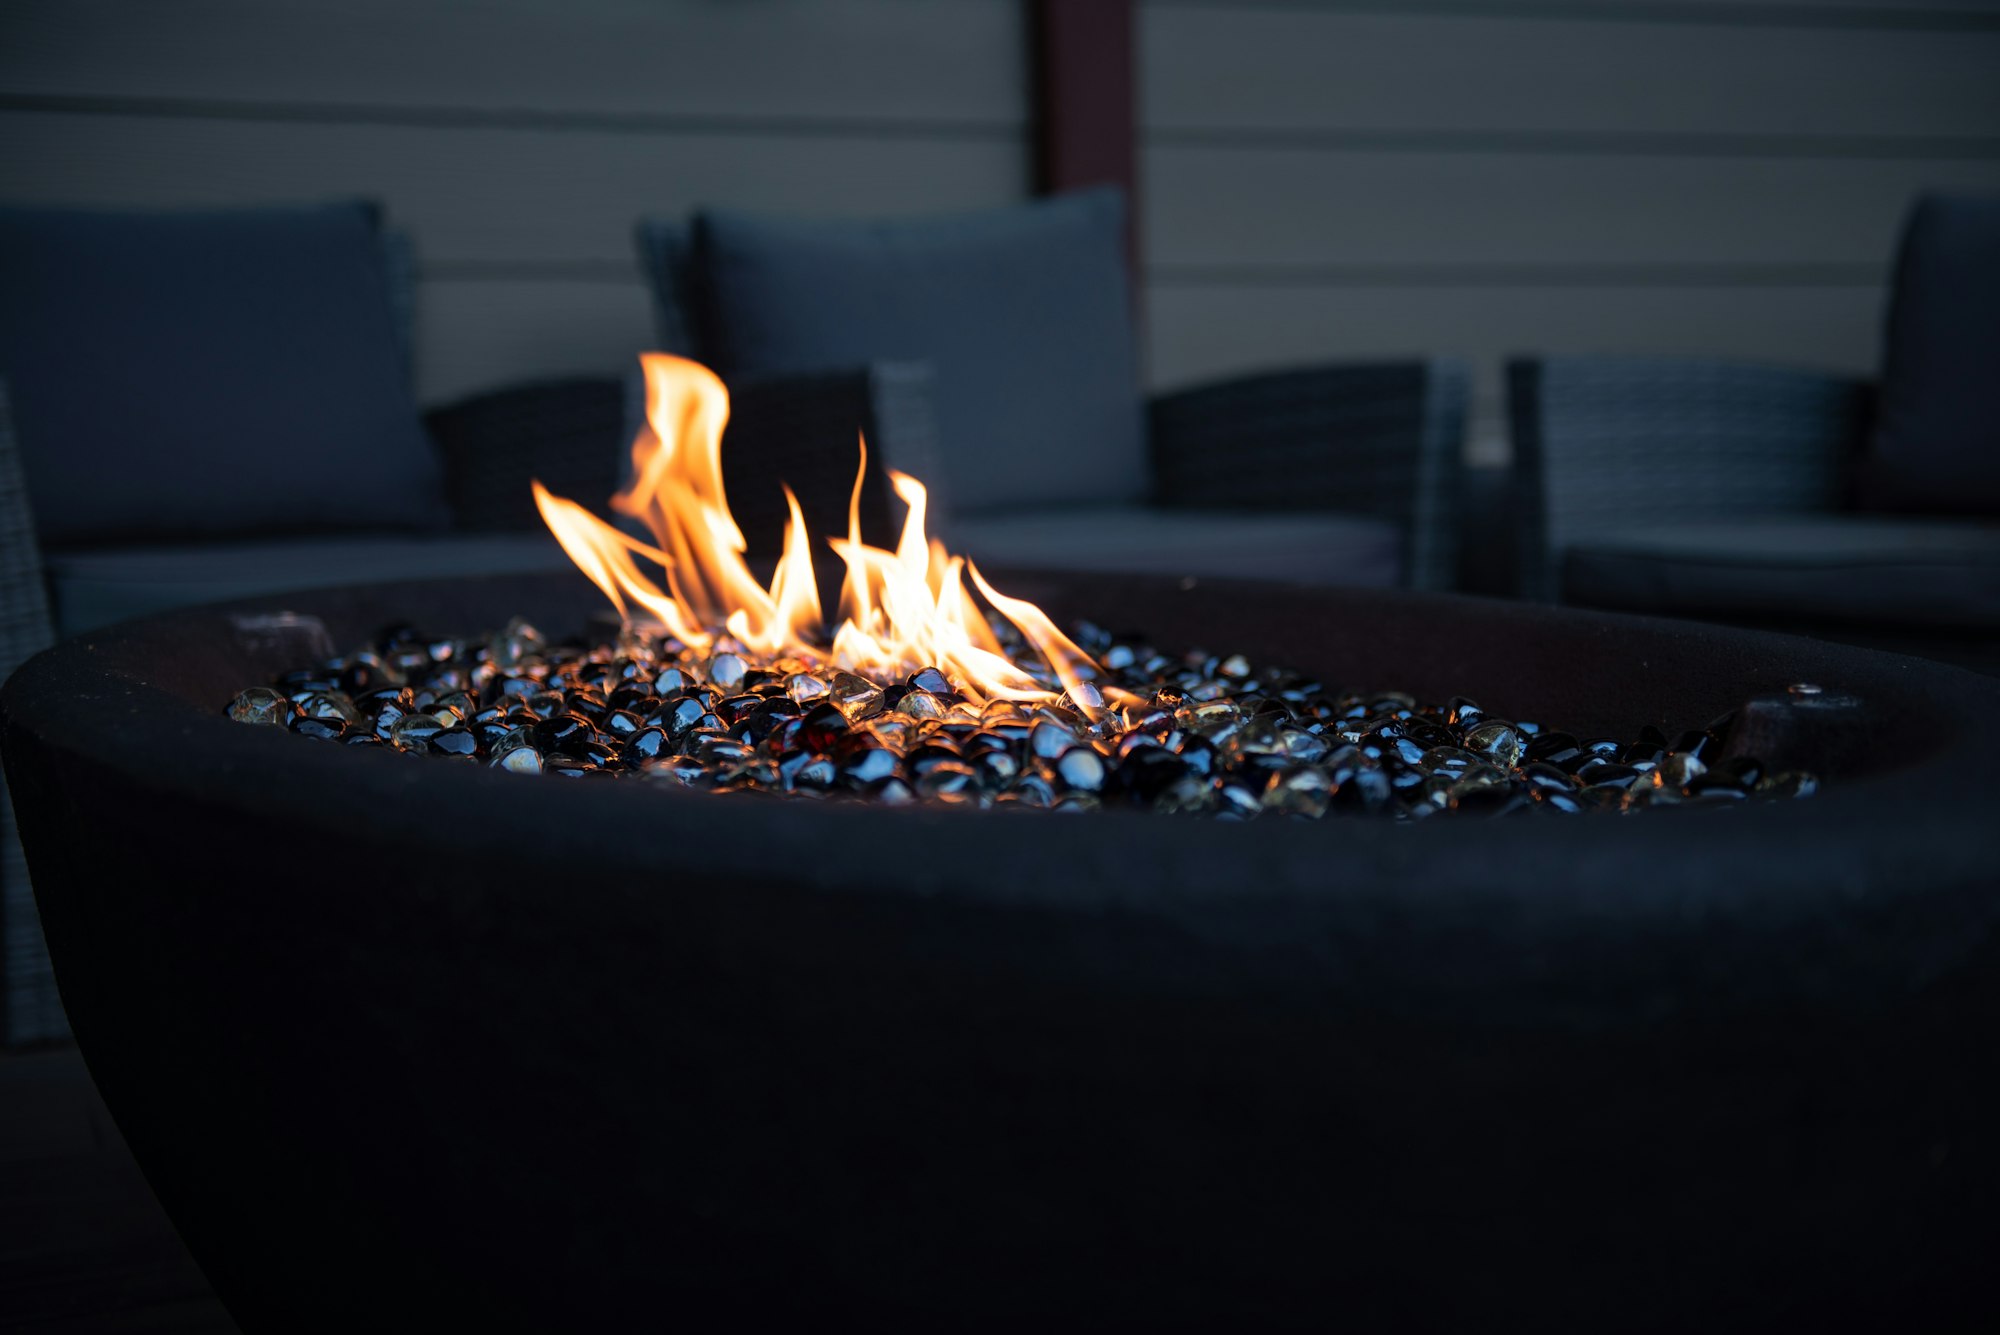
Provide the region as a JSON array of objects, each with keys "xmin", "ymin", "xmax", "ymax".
[{"xmin": 531, "ymin": 354, "xmax": 1103, "ymax": 709}]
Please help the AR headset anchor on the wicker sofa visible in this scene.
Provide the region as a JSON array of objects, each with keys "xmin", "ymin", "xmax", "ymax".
[{"xmin": 637, "ymin": 192, "xmax": 1470, "ymax": 594}]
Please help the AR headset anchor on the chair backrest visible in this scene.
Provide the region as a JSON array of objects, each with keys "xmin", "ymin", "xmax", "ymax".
[
  {"xmin": 1864, "ymin": 192, "xmax": 2000, "ymax": 517},
  {"xmin": 1149, "ymin": 359, "xmax": 1469, "ymax": 592},
  {"xmin": 1509, "ymin": 356, "xmax": 1867, "ymax": 601},
  {"xmin": 0, "ymin": 200, "xmax": 443, "ymax": 548},
  {"xmin": 633, "ymin": 190, "xmax": 1144, "ymax": 523}
]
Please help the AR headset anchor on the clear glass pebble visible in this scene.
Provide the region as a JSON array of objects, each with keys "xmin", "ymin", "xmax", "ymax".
[
  {"xmin": 895, "ymin": 689, "xmax": 945, "ymax": 720},
  {"xmin": 487, "ymin": 618, "xmax": 545, "ymax": 670},
  {"xmin": 1054, "ymin": 748, "xmax": 1106, "ymax": 792},
  {"xmin": 1262, "ymin": 767, "xmax": 1331, "ymax": 817},
  {"xmin": 866, "ymin": 717, "xmax": 915, "ymax": 752},
  {"xmin": 786, "ymin": 672, "xmax": 830, "ymax": 704},
  {"xmin": 705, "ymin": 652, "xmax": 748, "ymax": 689},
  {"xmin": 1061, "ymin": 681, "xmax": 1106, "ymax": 716},
  {"xmin": 388, "ymin": 713, "xmax": 445, "ymax": 751},
  {"xmin": 916, "ymin": 761, "xmax": 980, "ymax": 799},
  {"xmin": 228, "ymin": 687, "xmax": 291, "ymax": 726},
  {"xmin": 908, "ymin": 666, "xmax": 953, "ymax": 696},
  {"xmin": 296, "ymin": 691, "xmax": 365, "ymax": 726},
  {"xmin": 873, "ymin": 777, "xmax": 918, "ymax": 806},
  {"xmin": 1656, "ymin": 752, "xmax": 1707, "ymax": 789},
  {"xmin": 1462, "ymin": 721, "xmax": 1525, "ymax": 767},
  {"xmin": 1029, "ymin": 719, "xmax": 1078, "ymax": 760},
  {"xmin": 489, "ymin": 727, "xmax": 543, "ymax": 775},
  {"xmin": 828, "ymin": 671, "xmax": 885, "ymax": 721}
]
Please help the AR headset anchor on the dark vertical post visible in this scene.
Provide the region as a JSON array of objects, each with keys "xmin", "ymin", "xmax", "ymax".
[{"xmin": 1030, "ymin": 0, "xmax": 1139, "ymax": 280}]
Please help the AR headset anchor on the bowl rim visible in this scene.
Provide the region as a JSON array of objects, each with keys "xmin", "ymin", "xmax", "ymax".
[{"xmin": 5, "ymin": 568, "xmax": 1996, "ymax": 940}]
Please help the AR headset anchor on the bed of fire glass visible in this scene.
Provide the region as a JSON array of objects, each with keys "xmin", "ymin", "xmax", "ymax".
[
  {"xmin": 4, "ymin": 356, "xmax": 1997, "ymax": 1331},
  {"xmin": 226, "ymin": 356, "xmax": 1821, "ymax": 817}
]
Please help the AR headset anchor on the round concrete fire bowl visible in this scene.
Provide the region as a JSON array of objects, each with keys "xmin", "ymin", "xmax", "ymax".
[{"xmin": 3, "ymin": 569, "xmax": 1996, "ymax": 1332}]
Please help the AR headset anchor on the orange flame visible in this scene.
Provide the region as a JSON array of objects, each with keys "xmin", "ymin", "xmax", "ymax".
[{"xmin": 533, "ymin": 353, "xmax": 1099, "ymax": 706}]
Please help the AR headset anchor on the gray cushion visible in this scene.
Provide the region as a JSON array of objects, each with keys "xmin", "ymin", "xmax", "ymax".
[
  {"xmin": 1562, "ymin": 515, "xmax": 2000, "ymax": 628},
  {"xmin": 0, "ymin": 200, "xmax": 444, "ymax": 546},
  {"xmin": 949, "ymin": 506, "xmax": 1403, "ymax": 588},
  {"xmin": 688, "ymin": 189, "xmax": 1144, "ymax": 517},
  {"xmin": 1865, "ymin": 193, "xmax": 2000, "ymax": 517},
  {"xmin": 45, "ymin": 534, "xmax": 578, "ymax": 637}
]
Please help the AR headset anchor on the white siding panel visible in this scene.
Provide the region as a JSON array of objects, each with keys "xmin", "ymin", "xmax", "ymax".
[
  {"xmin": 0, "ymin": 112, "xmax": 1027, "ymax": 267},
  {"xmin": 1148, "ymin": 280, "xmax": 1882, "ymax": 387},
  {"xmin": 0, "ymin": 0, "xmax": 1026, "ymax": 128},
  {"xmin": 1147, "ymin": 279, "xmax": 1885, "ymax": 461},
  {"xmin": 1147, "ymin": 145, "xmax": 2000, "ymax": 269},
  {"xmin": 415, "ymin": 279, "xmax": 655, "ymax": 406},
  {"xmin": 1142, "ymin": 6, "xmax": 2000, "ymax": 142}
]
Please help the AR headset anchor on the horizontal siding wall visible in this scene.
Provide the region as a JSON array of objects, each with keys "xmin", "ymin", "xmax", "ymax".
[
  {"xmin": 0, "ymin": 0, "xmax": 1029, "ymax": 405},
  {"xmin": 1139, "ymin": 0, "xmax": 2000, "ymax": 459}
]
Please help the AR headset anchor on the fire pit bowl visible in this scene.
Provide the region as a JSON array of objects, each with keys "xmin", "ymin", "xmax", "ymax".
[{"xmin": 5, "ymin": 569, "xmax": 1998, "ymax": 1332}]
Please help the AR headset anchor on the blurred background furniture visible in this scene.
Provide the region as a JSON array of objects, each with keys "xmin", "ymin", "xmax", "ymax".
[
  {"xmin": 638, "ymin": 189, "xmax": 1469, "ymax": 591},
  {"xmin": 1505, "ymin": 194, "xmax": 2000, "ymax": 674},
  {"xmin": 0, "ymin": 200, "xmax": 585, "ymax": 643}
]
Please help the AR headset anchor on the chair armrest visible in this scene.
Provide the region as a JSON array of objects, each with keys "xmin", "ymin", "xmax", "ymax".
[
  {"xmin": 1148, "ymin": 360, "xmax": 1469, "ymax": 590},
  {"xmin": 424, "ymin": 377, "xmax": 628, "ymax": 533},
  {"xmin": 0, "ymin": 379, "xmax": 64, "ymax": 1044},
  {"xmin": 1508, "ymin": 356, "xmax": 1873, "ymax": 601},
  {"xmin": 0, "ymin": 383, "xmax": 53, "ymax": 664}
]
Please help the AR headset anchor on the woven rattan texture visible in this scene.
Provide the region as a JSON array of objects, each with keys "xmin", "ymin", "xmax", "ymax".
[
  {"xmin": 721, "ymin": 367, "xmax": 909, "ymax": 554},
  {"xmin": 1149, "ymin": 361, "xmax": 1469, "ymax": 590},
  {"xmin": 427, "ymin": 378, "xmax": 627, "ymax": 533},
  {"xmin": 1509, "ymin": 357, "xmax": 1871, "ymax": 600}
]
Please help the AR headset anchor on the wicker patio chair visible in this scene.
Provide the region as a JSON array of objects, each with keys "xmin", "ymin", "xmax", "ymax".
[
  {"xmin": 1150, "ymin": 360, "xmax": 1468, "ymax": 592},
  {"xmin": 1507, "ymin": 354, "xmax": 2000, "ymax": 674},
  {"xmin": 1507, "ymin": 356, "xmax": 1869, "ymax": 603}
]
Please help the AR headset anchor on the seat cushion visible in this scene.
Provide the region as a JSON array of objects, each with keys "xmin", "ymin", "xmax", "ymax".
[
  {"xmin": 0, "ymin": 200, "xmax": 444, "ymax": 545},
  {"xmin": 688, "ymin": 189, "xmax": 1144, "ymax": 517},
  {"xmin": 45, "ymin": 534, "xmax": 578, "ymax": 637},
  {"xmin": 950, "ymin": 506, "xmax": 1404, "ymax": 589},
  {"xmin": 1865, "ymin": 193, "xmax": 2000, "ymax": 516},
  {"xmin": 1562, "ymin": 515, "xmax": 2000, "ymax": 628}
]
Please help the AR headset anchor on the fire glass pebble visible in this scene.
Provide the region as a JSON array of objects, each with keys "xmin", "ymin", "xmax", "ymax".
[{"xmin": 222, "ymin": 616, "xmax": 1819, "ymax": 822}]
